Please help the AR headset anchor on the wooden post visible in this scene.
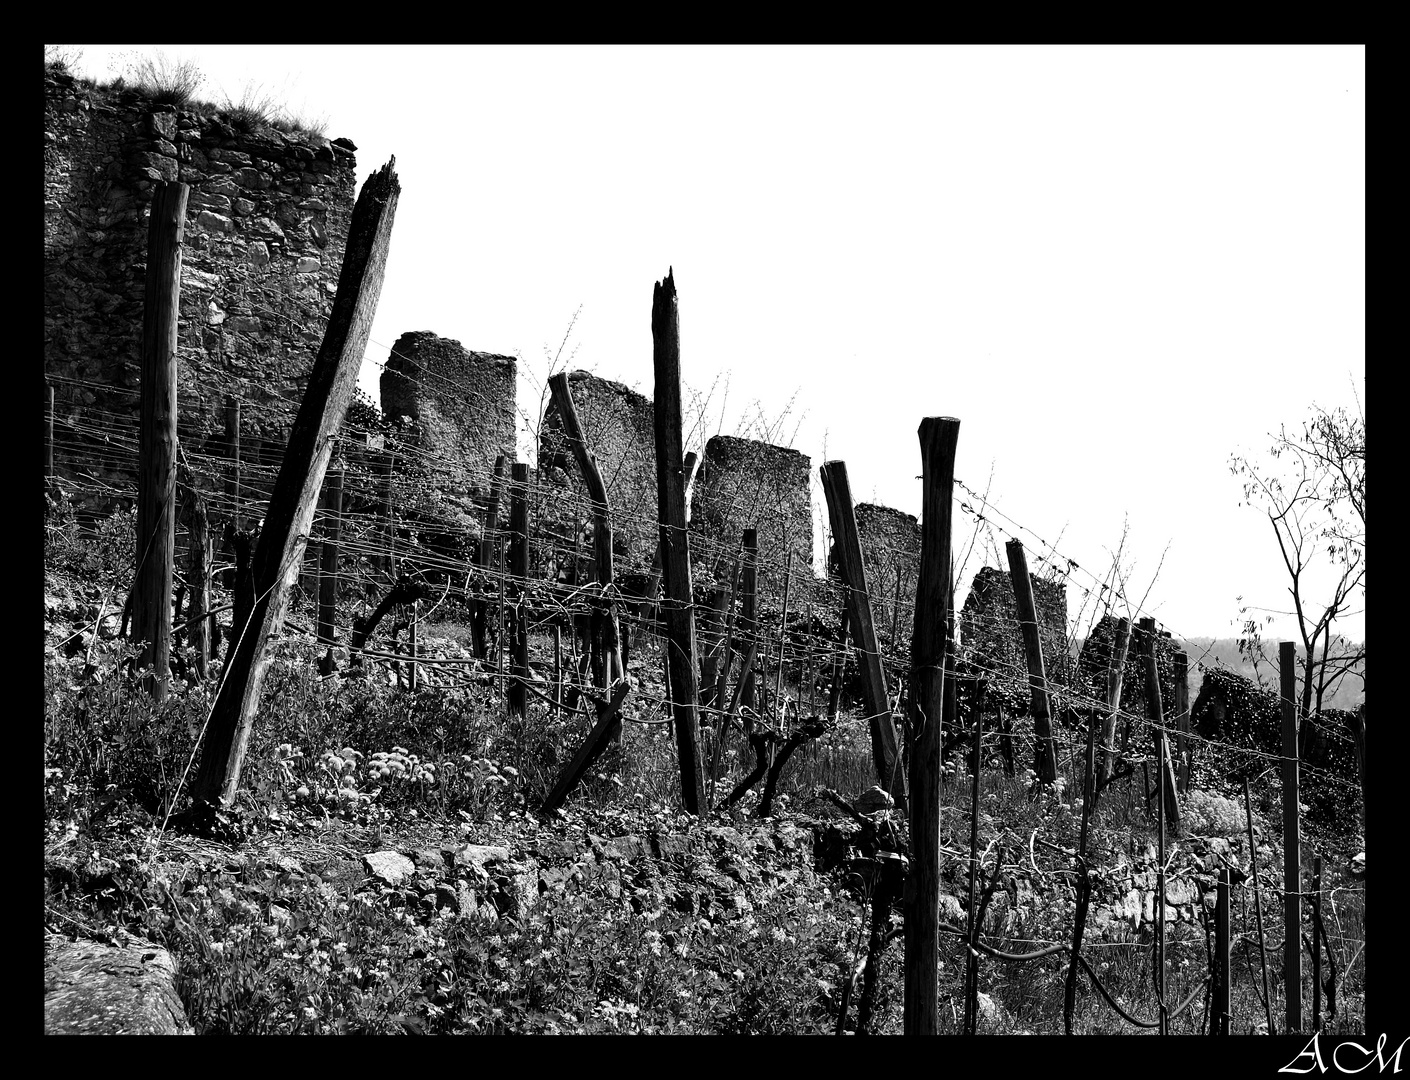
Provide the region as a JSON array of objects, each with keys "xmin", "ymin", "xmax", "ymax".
[
  {"xmin": 1214, "ymin": 867, "xmax": 1231, "ymax": 1035},
  {"xmin": 546, "ymin": 373, "xmax": 623, "ymax": 689},
  {"xmin": 1004, "ymin": 539, "xmax": 1059, "ymax": 785},
  {"xmin": 1098, "ymin": 618, "xmax": 1131, "ymax": 790},
  {"xmin": 1064, "ymin": 703, "xmax": 1099, "ymax": 1034},
  {"xmin": 651, "ymin": 269, "xmax": 705, "ymax": 816},
  {"xmin": 1140, "ymin": 618, "xmax": 1182, "ymax": 832},
  {"xmin": 903, "ymin": 416, "xmax": 959, "ymax": 1035},
  {"xmin": 1244, "ymin": 776, "xmax": 1276, "ymax": 1036},
  {"xmin": 184, "ymin": 488, "xmax": 211, "ymax": 680},
  {"xmin": 1156, "ymin": 716, "xmax": 1168, "ymax": 1037},
  {"xmin": 317, "ymin": 463, "xmax": 343, "ymax": 652},
  {"xmin": 46, "ymin": 381, "xmax": 55, "ymax": 479},
  {"xmin": 700, "ymin": 587, "xmax": 728, "ymax": 713},
  {"xmin": 497, "ymin": 533, "xmax": 507, "ymax": 701},
  {"xmin": 739, "ymin": 529, "xmax": 759, "ymax": 713},
  {"xmin": 772, "ymin": 551, "xmax": 794, "ymax": 728},
  {"xmin": 508, "ymin": 462, "xmax": 529, "ymax": 718},
  {"xmin": 965, "ymin": 662, "xmax": 983, "ymax": 1038},
  {"xmin": 642, "ymin": 450, "xmax": 699, "ymax": 621},
  {"xmin": 821, "ymin": 460, "xmax": 904, "ymax": 809},
  {"xmin": 1281, "ymin": 640, "xmax": 1302, "ymax": 1034},
  {"xmin": 408, "ymin": 598, "xmax": 419, "ymax": 691},
  {"xmin": 379, "ymin": 449, "xmax": 396, "ymax": 574},
  {"xmin": 131, "ymin": 180, "xmax": 189, "ymax": 704},
  {"xmin": 1173, "ymin": 650, "xmax": 1191, "ymax": 792},
  {"xmin": 1312, "ymin": 855, "xmax": 1323, "ymax": 1032},
  {"xmin": 190, "ymin": 160, "xmax": 399, "ymax": 807},
  {"xmin": 542, "ymin": 681, "xmax": 632, "ymax": 813}
]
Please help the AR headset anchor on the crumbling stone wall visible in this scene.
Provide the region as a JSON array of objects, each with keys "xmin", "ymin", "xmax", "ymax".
[
  {"xmin": 1075, "ymin": 614, "xmax": 1182, "ymax": 727},
  {"xmin": 538, "ymin": 371, "xmax": 660, "ymax": 576},
  {"xmin": 960, "ymin": 566, "xmax": 1071, "ymax": 702},
  {"xmin": 379, "ymin": 331, "xmax": 516, "ymax": 539},
  {"xmin": 690, "ymin": 435, "xmax": 813, "ymax": 588},
  {"xmin": 44, "ymin": 66, "xmax": 357, "ymax": 502}
]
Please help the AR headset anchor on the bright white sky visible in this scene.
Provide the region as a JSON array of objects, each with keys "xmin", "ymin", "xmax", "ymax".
[{"xmin": 67, "ymin": 45, "xmax": 1365, "ymax": 643}]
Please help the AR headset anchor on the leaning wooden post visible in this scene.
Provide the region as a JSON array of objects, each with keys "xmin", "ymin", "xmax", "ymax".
[
  {"xmin": 191, "ymin": 160, "xmax": 399, "ymax": 807},
  {"xmin": 1005, "ymin": 539, "xmax": 1059, "ymax": 786},
  {"xmin": 903, "ymin": 415, "xmax": 959, "ymax": 1036},
  {"xmin": 1280, "ymin": 640, "xmax": 1302, "ymax": 1033},
  {"xmin": 1173, "ymin": 650, "xmax": 1191, "ymax": 792},
  {"xmin": 508, "ymin": 462, "xmax": 530, "ymax": 718},
  {"xmin": 821, "ymin": 460, "xmax": 905, "ymax": 809},
  {"xmin": 546, "ymin": 373, "xmax": 623, "ymax": 689},
  {"xmin": 1214, "ymin": 866, "xmax": 1231, "ymax": 1035},
  {"xmin": 317, "ymin": 462, "xmax": 343, "ymax": 664},
  {"xmin": 131, "ymin": 180, "xmax": 190, "ymax": 704},
  {"xmin": 1098, "ymin": 617, "xmax": 1132, "ymax": 791},
  {"xmin": 1140, "ymin": 617, "xmax": 1182, "ymax": 832},
  {"xmin": 651, "ymin": 269, "xmax": 706, "ymax": 816}
]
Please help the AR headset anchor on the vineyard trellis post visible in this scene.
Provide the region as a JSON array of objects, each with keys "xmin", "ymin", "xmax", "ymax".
[
  {"xmin": 1173, "ymin": 650, "xmax": 1191, "ymax": 792},
  {"xmin": 1280, "ymin": 639, "xmax": 1302, "ymax": 1034},
  {"xmin": 821, "ymin": 459, "xmax": 905, "ymax": 810},
  {"xmin": 1214, "ymin": 866, "xmax": 1231, "ymax": 1034},
  {"xmin": 1064, "ymin": 696, "xmax": 1100, "ymax": 1034},
  {"xmin": 183, "ymin": 484, "xmax": 212, "ymax": 680},
  {"xmin": 131, "ymin": 179, "xmax": 189, "ymax": 705},
  {"xmin": 46, "ymin": 380, "xmax": 55, "ymax": 479},
  {"xmin": 1312, "ymin": 854, "xmax": 1323, "ymax": 1032},
  {"xmin": 190, "ymin": 159, "xmax": 400, "ymax": 808},
  {"xmin": 651, "ymin": 268, "xmax": 705, "ymax": 816},
  {"xmin": 508, "ymin": 462, "xmax": 530, "ymax": 718},
  {"xmin": 1005, "ymin": 539, "xmax": 1059, "ymax": 787},
  {"xmin": 471, "ymin": 454, "xmax": 506, "ymax": 661},
  {"xmin": 739, "ymin": 528, "xmax": 759, "ymax": 715},
  {"xmin": 903, "ymin": 415, "xmax": 958, "ymax": 1035}
]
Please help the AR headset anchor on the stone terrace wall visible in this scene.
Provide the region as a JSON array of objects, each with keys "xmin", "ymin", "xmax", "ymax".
[
  {"xmin": 854, "ymin": 502, "xmax": 921, "ymax": 646},
  {"xmin": 691, "ymin": 435, "xmax": 813, "ymax": 588},
  {"xmin": 960, "ymin": 566, "xmax": 1071, "ymax": 702},
  {"xmin": 538, "ymin": 371, "xmax": 660, "ymax": 576},
  {"xmin": 44, "ymin": 67, "xmax": 357, "ymax": 500},
  {"xmin": 380, "ymin": 332, "xmax": 516, "ymax": 536}
]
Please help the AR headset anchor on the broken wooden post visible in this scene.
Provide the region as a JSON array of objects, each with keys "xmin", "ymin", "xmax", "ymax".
[
  {"xmin": 191, "ymin": 159, "xmax": 400, "ymax": 807},
  {"xmin": 508, "ymin": 462, "xmax": 530, "ymax": 718},
  {"xmin": 821, "ymin": 460, "xmax": 904, "ymax": 809},
  {"xmin": 131, "ymin": 180, "xmax": 190, "ymax": 704},
  {"xmin": 1098, "ymin": 617, "xmax": 1132, "ymax": 791},
  {"xmin": 652, "ymin": 269, "xmax": 705, "ymax": 816},
  {"xmin": 1004, "ymin": 539, "xmax": 1059, "ymax": 786},
  {"xmin": 1280, "ymin": 639, "xmax": 1302, "ymax": 1034},
  {"xmin": 641, "ymin": 450, "xmax": 699, "ymax": 621},
  {"xmin": 1139, "ymin": 617, "xmax": 1181, "ymax": 832},
  {"xmin": 903, "ymin": 416, "xmax": 958, "ymax": 1035},
  {"xmin": 546, "ymin": 373, "xmax": 623, "ymax": 689}
]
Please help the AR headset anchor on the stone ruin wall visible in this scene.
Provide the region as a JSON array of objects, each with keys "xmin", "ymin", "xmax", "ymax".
[
  {"xmin": 1076, "ymin": 614, "xmax": 1181, "ymax": 724},
  {"xmin": 690, "ymin": 435, "xmax": 814, "ymax": 593},
  {"xmin": 960, "ymin": 566, "xmax": 1072, "ymax": 704},
  {"xmin": 379, "ymin": 331, "xmax": 517, "ymax": 542},
  {"xmin": 854, "ymin": 502, "xmax": 921, "ymax": 649},
  {"xmin": 44, "ymin": 66, "xmax": 358, "ymax": 504},
  {"xmin": 538, "ymin": 371, "xmax": 661, "ymax": 584}
]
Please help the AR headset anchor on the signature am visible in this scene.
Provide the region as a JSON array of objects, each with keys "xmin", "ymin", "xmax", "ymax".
[{"xmin": 1281, "ymin": 1033, "xmax": 1407, "ymax": 1074}]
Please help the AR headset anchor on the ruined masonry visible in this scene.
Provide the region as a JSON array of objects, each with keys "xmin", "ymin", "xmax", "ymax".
[{"xmin": 44, "ymin": 67, "xmax": 359, "ymax": 500}]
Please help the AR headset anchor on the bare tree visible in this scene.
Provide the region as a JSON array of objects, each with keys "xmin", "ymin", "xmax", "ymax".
[{"xmin": 1230, "ymin": 396, "xmax": 1365, "ymax": 719}]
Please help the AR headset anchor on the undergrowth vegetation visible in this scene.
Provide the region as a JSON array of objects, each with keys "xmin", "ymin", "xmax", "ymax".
[{"xmin": 43, "ymin": 508, "xmax": 1366, "ymax": 1035}]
